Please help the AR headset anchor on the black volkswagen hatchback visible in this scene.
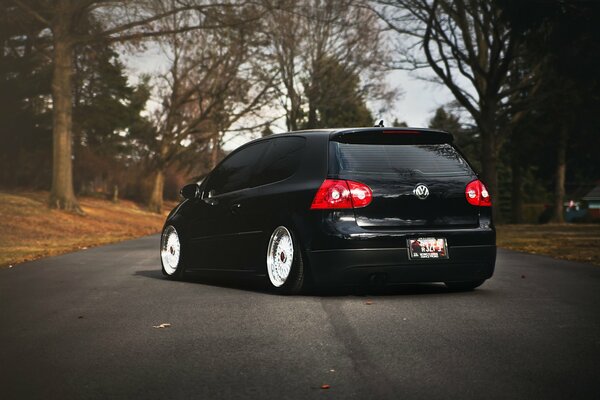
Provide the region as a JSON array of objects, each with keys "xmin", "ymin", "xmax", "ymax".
[{"xmin": 160, "ymin": 127, "xmax": 496, "ymax": 294}]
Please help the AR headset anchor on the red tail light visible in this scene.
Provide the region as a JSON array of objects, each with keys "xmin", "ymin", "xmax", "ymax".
[
  {"xmin": 311, "ymin": 179, "xmax": 373, "ymax": 209},
  {"xmin": 465, "ymin": 180, "xmax": 492, "ymax": 207},
  {"xmin": 347, "ymin": 180, "xmax": 372, "ymax": 208}
]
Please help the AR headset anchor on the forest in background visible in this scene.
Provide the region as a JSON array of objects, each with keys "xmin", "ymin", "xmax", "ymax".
[{"xmin": 1, "ymin": 0, "xmax": 599, "ymax": 222}]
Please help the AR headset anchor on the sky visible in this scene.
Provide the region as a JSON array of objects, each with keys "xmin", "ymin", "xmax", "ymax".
[{"xmin": 379, "ymin": 69, "xmax": 455, "ymax": 127}]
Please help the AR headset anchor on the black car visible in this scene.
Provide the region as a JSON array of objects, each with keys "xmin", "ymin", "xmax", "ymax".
[{"xmin": 160, "ymin": 127, "xmax": 496, "ymax": 294}]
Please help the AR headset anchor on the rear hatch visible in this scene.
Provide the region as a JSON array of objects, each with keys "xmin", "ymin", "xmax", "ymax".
[{"xmin": 329, "ymin": 129, "xmax": 479, "ymax": 229}]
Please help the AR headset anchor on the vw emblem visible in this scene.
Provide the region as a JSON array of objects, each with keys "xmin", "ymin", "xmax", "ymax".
[{"xmin": 413, "ymin": 184, "xmax": 429, "ymax": 200}]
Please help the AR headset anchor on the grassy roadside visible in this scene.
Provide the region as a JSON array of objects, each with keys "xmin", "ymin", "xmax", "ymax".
[
  {"xmin": 0, "ymin": 191, "xmax": 176, "ymax": 268},
  {"xmin": 496, "ymin": 224, "xmax": 600, "ymax": 266}
]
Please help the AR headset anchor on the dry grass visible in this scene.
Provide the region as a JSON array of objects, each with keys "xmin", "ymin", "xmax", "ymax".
[
  {"xmin": 0, "ymin": 191, "xmax": 176, "ymax": 268},
  {"xmin": 497, "ymin": 224, "xmax": 600, "ymax": 266}
]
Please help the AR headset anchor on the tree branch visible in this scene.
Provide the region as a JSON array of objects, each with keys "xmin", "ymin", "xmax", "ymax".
[{"xmin": 10, "ymin": 0, "xmax": 50, "ymax": 26}]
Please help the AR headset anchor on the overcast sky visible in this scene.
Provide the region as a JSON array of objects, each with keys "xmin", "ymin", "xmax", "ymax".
[{"xmin": 378, "ymin": 69, "xmax": 455, "ymax": 127}]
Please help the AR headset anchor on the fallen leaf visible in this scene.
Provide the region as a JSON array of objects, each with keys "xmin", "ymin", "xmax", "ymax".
[
  {"xmin": 321, "ymin": 384, "xmax": 330, "ymax": 390},
  {"xmin": 153, "ymin": 323, "xmax": 171, "ymax": 329}
]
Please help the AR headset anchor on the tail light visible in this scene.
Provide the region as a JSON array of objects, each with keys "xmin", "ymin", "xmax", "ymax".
[
  {"xmin": 311, "ymin": 179, "xmax": 372, "ymax": 209},
  {"xmin": 465, "ymin": 180, "xmax": 492, "ymax": 207}
]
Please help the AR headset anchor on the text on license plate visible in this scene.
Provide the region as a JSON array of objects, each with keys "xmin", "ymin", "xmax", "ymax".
[{"xmin": 407, "ymin": 237, "xmax": 448, "ymax": 260}]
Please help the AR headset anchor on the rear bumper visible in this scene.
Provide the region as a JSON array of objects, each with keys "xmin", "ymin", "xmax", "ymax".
[
  {"xmin": 307, "ymin": 244, "xmax": 496, "ymax": 285},
  {"xmin": 293, "ymin": 210, "xmax": 496, "ymax": 285}
]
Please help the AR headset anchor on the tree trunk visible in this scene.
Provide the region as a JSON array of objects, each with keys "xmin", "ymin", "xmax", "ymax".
[
  {"xmin": 112, "ymin": 185, "xmax": 119, "ymax": 203},
  {"xmin": 288, "ymin": 92, "xmax": 300, "ymax": 131},
  {"xmin": 511, "ymin": 155, "xmax": 524, "ymax": 223},
  {"xmin": 285, "ymin": 75, "xmax": 301, "ymax": 131},
  {"xmin": 551, "ymin": 126, "xmax": 568, "ymax": 223},
  {"xmin": 306, "ymin": 101, "xmax": 317, "ymax": 129},
  {"xmin": 305, "ymin": 76, "xmax": 318, "ymax": 129},
  {"xmin": 479, "ymin": 123, "xmax": 499, "ymax": 222},
  {"xmin": 148, "ymin": 169, "xmax": 165, "ymax": 214},
  {"xmin": 49, "ymin": 7, "xmax": 81, "ymax": 213},
  {"xmin": 211, "ymin": 135, "xmax": 220, "ymax": 168}
]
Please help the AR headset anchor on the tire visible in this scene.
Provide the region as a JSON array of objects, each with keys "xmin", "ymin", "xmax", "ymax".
[
  {"xmin": 160, "ymin": 225, "xmax": 185, "ymax": 280},
  {"xmin": 444, "ymin": 279, "xmax": 485, "ymax": 291},
  {"xmin": 266, "ymin": 226, "xmax": 305, "ymax": 294}
]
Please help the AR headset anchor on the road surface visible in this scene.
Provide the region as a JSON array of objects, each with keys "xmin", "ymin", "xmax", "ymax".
[{"xmin": 1, "ymin": 235, "xmax": 599, "ymax": 399}]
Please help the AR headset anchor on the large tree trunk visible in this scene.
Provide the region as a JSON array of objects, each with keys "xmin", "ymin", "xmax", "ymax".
[
  {"xmin": 511, "ymin": 155, "xmax": 524, "ymax": 223},
  {"xmin": 551, "ymin": 126, "xmax": 568, "ymax": 223},
  {"xmin": 148, "ymin": 169, "xmax": 165, "ymax": 214},
  {"xmin": 49, "ymin": 7, "xmax": 81, "ymax": 213},
  {"xmin": 479, "ymin": 119, "xmax": 499, "ymax": 222}
]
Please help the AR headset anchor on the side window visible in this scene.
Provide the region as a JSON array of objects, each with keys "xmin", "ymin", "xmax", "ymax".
[
  {"xmin": 253, "ymin": 137, "xmax": 306, "ymax": 187},
  {"xmin": 206, "ymin": 141, "xmax": 269, "ymax": 195}
]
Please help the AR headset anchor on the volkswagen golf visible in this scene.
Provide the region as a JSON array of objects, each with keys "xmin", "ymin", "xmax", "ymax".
[{"xmin": 160, "ymin": 127, "xmax": 496, "ymax": 294}]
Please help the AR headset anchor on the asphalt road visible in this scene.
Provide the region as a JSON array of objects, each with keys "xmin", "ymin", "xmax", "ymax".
[{"xmin": 1, "ymin": 235, "xmax": 600, "ymax": 400}]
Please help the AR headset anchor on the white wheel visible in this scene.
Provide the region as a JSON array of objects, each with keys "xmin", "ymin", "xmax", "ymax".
[
  {"xmin": 267, "ymin": 226, "xmax": 294, "ymax": 287},
  {"xmin": 161, "ymin": 225, "xmax": 181, "ymax": 276}
]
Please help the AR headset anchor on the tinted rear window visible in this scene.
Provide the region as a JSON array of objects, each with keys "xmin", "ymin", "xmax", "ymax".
[{"xmin": 330, "ymin": 143, "xmax": 472, "ymax": 176}]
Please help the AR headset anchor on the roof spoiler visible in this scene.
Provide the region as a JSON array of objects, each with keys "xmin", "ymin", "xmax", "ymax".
[{"xmin": 331, "ymin": 128, "xmax": 454, "ymax": 145}]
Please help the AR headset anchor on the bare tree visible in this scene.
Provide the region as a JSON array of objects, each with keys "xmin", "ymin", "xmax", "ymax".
[
  {"xmin": 8, "ymin": 0, "xmax": 245, "ymax": 212},
  {"xmin": 260, "ymin": 0, "xmax": 303, "ymax": 130},
  {"xmin": 375, "ymin": 0, "xmax": 534, "ymax": 219},
  {"xmin": 143, "ymin": 5, "xmax": 275, "ymax": 212},
  {"xmin": 261, "ymin": 0, "xmax": 395, "ymax": 131}
]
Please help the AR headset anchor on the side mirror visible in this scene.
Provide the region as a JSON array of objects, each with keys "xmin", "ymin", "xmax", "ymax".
[{"xmin": 180, "ymin": 183, "xmax": 200, "ymax": 199}]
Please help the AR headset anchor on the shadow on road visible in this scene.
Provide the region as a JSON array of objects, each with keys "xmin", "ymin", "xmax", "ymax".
[
  {"xmin": 134, "ymin": 269, "xmax": 272, "ymax": 294},
  {"xmin": 134, "ymin": 269, "xmax": 165, "ymax": 280},
  {"xmin": 134, "ymin": 268, "xmax": 481, "ymax": 297}
]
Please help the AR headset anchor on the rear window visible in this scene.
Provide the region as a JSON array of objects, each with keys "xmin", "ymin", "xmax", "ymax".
[{"xmin": 330, "ymin": 143, "xmax": 472, "ymax": 176}]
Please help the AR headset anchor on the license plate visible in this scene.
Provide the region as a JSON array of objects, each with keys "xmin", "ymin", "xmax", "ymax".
[{"xmin": 407, "ymin": 237, "xmax": 448, "ymax": 260}]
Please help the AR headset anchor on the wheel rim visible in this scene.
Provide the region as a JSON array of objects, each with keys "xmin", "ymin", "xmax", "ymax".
[
  {"xmin": 161, "ymin": 226, "xmax": 180, "ymax": 275},
  {"xmin": 267, "ymin": 226, "xmax": 294, "ymax": 287}
]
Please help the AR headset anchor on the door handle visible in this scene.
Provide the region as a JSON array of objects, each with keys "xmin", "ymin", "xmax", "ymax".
[{"xmin": 230, "ymin": 203, "xmax": 241, "ymax": 214}]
